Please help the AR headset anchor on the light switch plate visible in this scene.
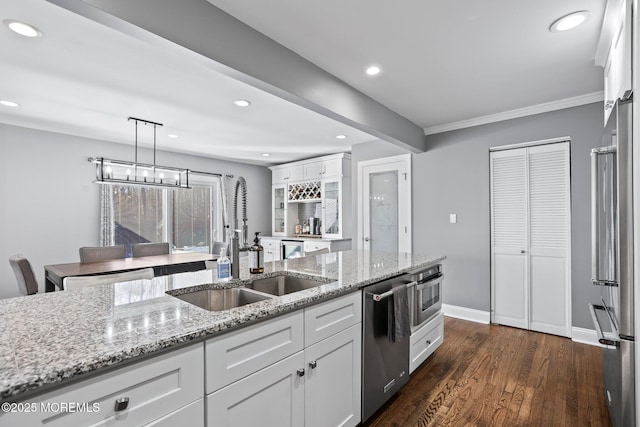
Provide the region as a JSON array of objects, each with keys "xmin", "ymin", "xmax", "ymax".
[{"xmin": 449, "ymin": 214, "xmax": 457, "ymax": 224}]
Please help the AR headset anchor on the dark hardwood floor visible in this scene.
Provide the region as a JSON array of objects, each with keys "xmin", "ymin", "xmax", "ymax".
[{"xmin": 364, "ymin": 317, "xmax": 612, "ymax": 427}]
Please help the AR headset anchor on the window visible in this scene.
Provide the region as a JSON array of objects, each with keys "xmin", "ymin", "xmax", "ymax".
[
  {"xmin": 172, "ymin": 185, "xmax": 211, "ymax": 253},
  {"xmin": 103, "ymin": 175, "xmax": 222, "ymax": 256}
]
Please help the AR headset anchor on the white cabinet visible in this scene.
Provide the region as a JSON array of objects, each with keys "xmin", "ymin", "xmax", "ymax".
[
  {"xmin": 321, "ymin": 178, "xmax": 350, "ymax": 238},
  {"xmin": 207, "ymin": 352, "xmax": 305, "ymax": 427},
  {"xmin": 262, "ymin": 237, "xmax": 282, "ymax": 262},
  {"xmin": 272, "ymin": 165, "xmax": 304, "ymax": 184},
  {"xmin": 147, "ymin": 399, "xmax": 205, "ymax": 427},
  {"xmin": 272, "ymin": 184, "xmax": 288, "ymax": 235},
  {"xmin": 304, "ymin": 161, "xmax": 324, "ymax": 180},
  {"xmin": 205, "ymin": 311, "xmax": 304, "ymax": 394},
  {"xmin": 2, "ymin": 344, "xmax": 204, "ymax": 427},
  {"xmin": 303, "ymin": 157, "xmax": 347, "ymax": 180},
  {"xmin": 270, "ymin": 154, "xmax": 351, "ymax": 238},
  {"xmin": 205, "ymin": 292, "xmax": 362, "ymax": 427},
  {"xmin": 303, "ymin": 240, "xmax": 331, "ymax": 255},
  {"xmin": 305, "ymin": 324, "xmax": 361, "ymax": 427},
  {"xmin": 304, "ymin": 291, "xmax": 361, "ymax": 346},
  {"xmin": 409, "ymin": 313, "xmax": 444, "ymax": 374},
  {"xmin": 602, "ymin": 0, "xmax": 632, "ymax": 123}
]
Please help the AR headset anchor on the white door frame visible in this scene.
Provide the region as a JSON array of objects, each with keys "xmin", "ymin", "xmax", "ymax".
[{"xmin": 356, "ymin": 154, "xmax": 412, "ymax": 252}]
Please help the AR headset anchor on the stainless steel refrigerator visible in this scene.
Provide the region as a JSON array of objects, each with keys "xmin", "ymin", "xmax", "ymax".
[{"xmin": 589, "ymin": 91, "xmax": 635, "ymax": 427}]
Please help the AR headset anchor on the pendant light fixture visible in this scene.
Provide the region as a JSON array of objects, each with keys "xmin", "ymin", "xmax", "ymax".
[{"xmin": 89, "ymin": 117, "xmax": 191, "ymax": 189}]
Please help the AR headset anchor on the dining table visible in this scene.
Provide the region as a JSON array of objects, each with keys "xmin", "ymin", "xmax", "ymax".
[{"xmin": 43, "ymin": 252, "xmax": 218, "ymax": 292}]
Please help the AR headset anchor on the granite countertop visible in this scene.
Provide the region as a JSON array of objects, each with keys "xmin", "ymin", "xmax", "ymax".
[{"xmin": 0, "ymin": 250, "xmax": 444, "ymax": 401}]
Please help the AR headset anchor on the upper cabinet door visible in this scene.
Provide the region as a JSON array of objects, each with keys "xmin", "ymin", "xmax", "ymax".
[
  {"xmin": 304, "ymin": 162, "xmax": 324, "ymax": 180},
  {"xmin": 272, "ymin": 165, "xmax": 304, "ymax": 183}
]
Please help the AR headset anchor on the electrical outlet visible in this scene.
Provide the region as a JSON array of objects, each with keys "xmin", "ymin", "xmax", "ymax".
[{"xmin": 449, "ymin": 213, "xmax": 457, "ymax": 224}]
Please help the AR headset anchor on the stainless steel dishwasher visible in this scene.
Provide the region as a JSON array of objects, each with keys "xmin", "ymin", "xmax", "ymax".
[{"xmin": 362, "ymin": 273, "xmax": 413, "ymax": 421}]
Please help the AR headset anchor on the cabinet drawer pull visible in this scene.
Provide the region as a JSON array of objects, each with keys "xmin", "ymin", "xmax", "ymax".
[
  {"xmin": 297, "ymin": 368, "xmax": 305, "ymax": 377},
  {"xmin": 426, "ymin": 340, "xmax": 432, "ymax": 345},
  {"xmin": 309, "ymin": 361, "xmax": 317, "ymax": 369},
  {"xmin": 114, "ymin": 397, "xmax": 129, "ymax": 412}
]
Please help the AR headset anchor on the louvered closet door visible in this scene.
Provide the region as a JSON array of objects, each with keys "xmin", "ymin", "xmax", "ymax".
[
  {"xmin": 528, "ymin": 143, "xmax": 570, "ymax": 336},
  {"xmin": 490, "ymin": 148, "xmax": 528, "ymax": 329},
  {"xmin": 490, "ymin": 141, "xmax": 571, "ymax": 337}
]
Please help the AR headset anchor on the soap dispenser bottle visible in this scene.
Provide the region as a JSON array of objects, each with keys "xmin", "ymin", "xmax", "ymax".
[
  {"xmin": 217, "ymin": 247, "xmax": 231, "ymax": 281},
  {"xmin": 248, "ymin": 232, "xmax": 264, "ymax": 274}
]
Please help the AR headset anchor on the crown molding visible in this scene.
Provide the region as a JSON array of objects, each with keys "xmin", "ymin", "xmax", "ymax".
[{"xmin": 423, "ymin": 91, "xmax": 604, "ymax": 136}]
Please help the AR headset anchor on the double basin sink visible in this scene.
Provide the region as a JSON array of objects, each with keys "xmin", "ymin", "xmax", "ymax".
[{"xmin": 171, "ymin": 274, "xmax": 330, "ymax": 312}]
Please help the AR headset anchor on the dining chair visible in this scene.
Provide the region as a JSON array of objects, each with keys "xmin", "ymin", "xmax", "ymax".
[
  {"xmin": 63, "ymin": 268, "xmax": 155, "ymax": 290},
  {"xmin": 79, "ymin": 245, "xmax": 126, "ymax": 263},
  {"xmin": 9, "ymin": 255, "xmax": 38, "ymax": 296},
  {"xmin": 131, "ymin": 242, "xmax": 170, "ymax": 258}
]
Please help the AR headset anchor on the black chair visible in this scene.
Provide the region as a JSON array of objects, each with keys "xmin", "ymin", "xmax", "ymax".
[
  {"xmin": 9, "ymin": 255, "xmax": 38, "ymax": 295},
  {"xmin": 79, "ymin": 245, "xmax": 126, "ymax": 263},
  {"xmin": 131, "ymin": 242, "xmax": 170, "ymax": 258}
]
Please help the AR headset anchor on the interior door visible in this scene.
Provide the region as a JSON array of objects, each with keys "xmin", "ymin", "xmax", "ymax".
[
  {"xmin": 490, "ymin": 141, "xmax": 571, "ymax": 337},
  {"xmin": 527, "ymin": 143, "xmax": 571, "ymax": 337},
  {"xmin": 357, "ymin": 154, "xmax": 411, "ymax": 253},
  {"xmin": 490, "ymin": 148, "xmax": 529, "ymax": 329}
]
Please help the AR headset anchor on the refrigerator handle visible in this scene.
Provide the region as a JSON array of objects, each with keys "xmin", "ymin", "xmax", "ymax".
[
  {"xmin": 590, "ymin": 150, "xmax": 598, "ymax": 282},
  {"xmin": 590, "ymin": 146, "xmax": 617, "ymax": 287},
  {"xmin": 588, "ymin": 303, "xmax": 620, "ymax": 347}
]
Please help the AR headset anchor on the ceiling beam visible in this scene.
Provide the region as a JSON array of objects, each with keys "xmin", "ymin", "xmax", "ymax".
[{"xmin": 47, "ymin": 0, "xmax": 427, "ymax": 153}]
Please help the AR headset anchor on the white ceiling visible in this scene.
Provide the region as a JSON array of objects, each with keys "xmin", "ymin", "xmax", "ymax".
[
  {"xmin": 1, "ymin": 0, "xmax": 605, "ymax": 165},
  {"xmin": 207, "ymin": 0, "xmax": 605, "ymax": 130},
  {"xmin": 0, "ymin": 0, "xmax": 377, "ymax": 165}
]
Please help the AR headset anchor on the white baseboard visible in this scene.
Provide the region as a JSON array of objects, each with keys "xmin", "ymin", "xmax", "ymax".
[
  {"xmin": 442, "ymin": 304, "xmax": 490, "ymax": 324},
  {"xmin": 571, "ymin": 327, "xmax": 608, "ymax": 347}
]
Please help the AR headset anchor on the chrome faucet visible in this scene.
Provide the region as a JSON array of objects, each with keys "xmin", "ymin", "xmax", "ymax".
[{"xmin": 230, "ymin": 229, "xmax": 240, "ymax": 279}]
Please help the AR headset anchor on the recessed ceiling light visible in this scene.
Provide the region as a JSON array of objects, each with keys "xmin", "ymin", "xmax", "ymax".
[
  {"xmin": 365, "ymin": 65, "xmax": 381, "ymax": 76},
  {"xmin": 3, "ymin": 19, "xmax": 42, "ymax": 38},
  {"xmin": 336, "ymin": 134, "xmax": 348, "ymax": 140},
  {"xmin": 0, "ymin": 100, "xmax": 19, "ymax": 107},
  {"xmin": 167, "ymin": 134, "xmax": 178, "ymax": 139},
  {"xmin": 234, "ymin": 99, "xmax": 251, "ymax": 107},
  {"xmin": 549, "ymin": 11, "xmax": 591, "ymax": 33},
  {"xmin": 261, "ymin": 153, "xmax": 271, "ymax": 157}
]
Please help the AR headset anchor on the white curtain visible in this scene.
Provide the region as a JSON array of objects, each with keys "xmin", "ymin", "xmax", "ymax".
[{"xmin": 99, "ymin": 185, "xmax": 114, "ymax": 246}]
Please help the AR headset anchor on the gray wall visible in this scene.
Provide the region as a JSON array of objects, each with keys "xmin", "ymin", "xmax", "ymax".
[
  {"xmin": 0, "ymin": 123, "xmax": 271, "ymax": 299},
  {"xmin": 352, "ymin": 102, "xmax": 603, "ymax": 330}
]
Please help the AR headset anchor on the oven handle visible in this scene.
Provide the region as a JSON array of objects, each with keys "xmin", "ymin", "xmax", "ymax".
[
  {"xmin": 415, "ymin": 274, "xmax": 444, "ymax": 291},
  {"xmin": 588, "ymin": 303, "xmax": 620, "ymax": 347},
  {"xmin": 371, "ymin": 281, "xmax": 417, "ymax": 302}
]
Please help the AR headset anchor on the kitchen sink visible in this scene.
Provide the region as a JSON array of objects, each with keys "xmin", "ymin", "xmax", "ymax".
[
  {"xmin": 244, "ymin": 274, "xmax": 328, "ymax": 296},
  {"xmin": 172, "ymin": 288, "xmax": 274, "ymax": 311}
]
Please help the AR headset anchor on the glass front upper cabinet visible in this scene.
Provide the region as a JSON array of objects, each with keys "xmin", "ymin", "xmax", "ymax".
[
  {"xmin": 272, "ymin": 185, "xmax": 287, "ymax": 236},
  {"xmin": 322, "ymin": 180, "xmax": 341, "ymax": 237}
]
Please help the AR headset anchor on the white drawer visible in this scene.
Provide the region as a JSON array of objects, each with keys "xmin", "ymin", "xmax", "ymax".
[
  {"xmin": 206, "ymin": 311, "xmax": 304, "ymax": 393},
  {"xmin": 303, "ymin": 241, "xmax": 331, "ymax": 253},
  {"xmin": 260, "ymin": 239, "xmax": 281, "ymax": 250},
  {"xmin": 304, "ymin": 292, "xmax": 362, "ymax": 346},
  {"xmin": 146, "ymin": 398, "xmax": 204, "ymax": 427},
  {"xmin": 1, "ymin": 344, "xmax": 204, "ymax": 427},
  {"xmin": 409, "ymin": 312, "xmax": 444, "ymax": 374}
]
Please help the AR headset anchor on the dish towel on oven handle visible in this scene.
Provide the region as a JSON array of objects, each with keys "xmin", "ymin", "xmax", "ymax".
[{"xmin": 388, "ymin": 284, "xmax": 410, "ymax": 342}]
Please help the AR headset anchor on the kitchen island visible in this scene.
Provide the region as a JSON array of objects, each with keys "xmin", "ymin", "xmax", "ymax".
[{"xmin": 0, "ymin": 250, "xmax": 444, "ymax": 425}]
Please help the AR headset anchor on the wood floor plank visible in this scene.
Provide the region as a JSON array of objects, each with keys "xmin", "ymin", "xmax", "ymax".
[{"xmin": 364, "ymin": 317, "xmax": 612, "ymax": 427}]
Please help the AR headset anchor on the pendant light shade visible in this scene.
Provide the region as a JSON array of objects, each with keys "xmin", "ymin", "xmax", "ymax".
[{"xmin": 90, "ymin": 117, "xmax": 191, "ymax": 189}]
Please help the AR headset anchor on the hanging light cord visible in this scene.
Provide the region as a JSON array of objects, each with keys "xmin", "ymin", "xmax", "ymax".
[{"xmin": 127, "ymin": 117, "xmax": 163, "ymax": 165}]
